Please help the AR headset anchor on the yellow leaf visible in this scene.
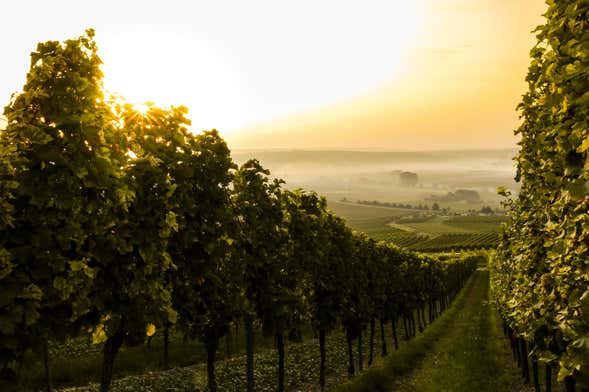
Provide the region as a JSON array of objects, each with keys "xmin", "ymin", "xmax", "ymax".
[
  {"xmin": 92, "ymin": 324, "xmax": 107, "ymax": 345},
  {"xmin": 578, "ymin": 138, "xmax": 589, "ymax": 153},
  {"xmin": 146, "ymin": 323, "xmax": 156, "ymax": 337}
]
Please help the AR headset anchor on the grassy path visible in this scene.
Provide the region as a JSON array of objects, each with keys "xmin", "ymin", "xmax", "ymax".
[
  {"xmin": 337, "ymin": 269, "xmax": 531, "ymax": 392},
  {"xmin": 391, "ymin": 268, "xmax": 530, "ymax": 392}
]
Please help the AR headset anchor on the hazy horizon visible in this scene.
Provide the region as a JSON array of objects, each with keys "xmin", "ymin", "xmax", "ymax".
[
  {"xmin": 228, "ymin": 148, "xmax": 518, "ymax": 213},
  {"xmin": 230, "ymin": 146, "xmax": 518, "ymax": 153}
]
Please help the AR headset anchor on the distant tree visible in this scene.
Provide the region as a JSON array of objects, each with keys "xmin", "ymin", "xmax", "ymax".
[
  {"xmin": 432, "ymin": 202, "xmax": 440, "ymax": 211},
  {"xmin": 455, "ymin": 189, "xmax": 481, "ymax": 202},
  {"xmin": 399, "ymin": 171, "xmax": 418, "ymax": 187},
  {"xmin": 480, "ymin": 206, "xmax": 494, "ymax": 215}
]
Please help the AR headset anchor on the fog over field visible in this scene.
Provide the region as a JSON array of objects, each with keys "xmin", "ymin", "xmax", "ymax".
[{"xmin": 232, "ymin": 149, "xmax": 519, "ymax": 211}]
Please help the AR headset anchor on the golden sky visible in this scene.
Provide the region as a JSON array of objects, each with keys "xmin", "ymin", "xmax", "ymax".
[{"xmin": 0, "ymin": 0, "xmax": 545, "ymax": 150}]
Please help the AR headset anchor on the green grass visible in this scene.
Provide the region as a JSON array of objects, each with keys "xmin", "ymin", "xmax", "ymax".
[
  {"xmin": 389, "ymin": 215, "xmax": 506, "ymax": 235},
  {"xmin": 443, "ymin": 215, "xmax": 508, "ymax": 232},
  {"xmin": 399, "ymin": 218, "xmax": 474, "ymax": 233},
  {"xmin": 355, "ymin": 225, "xmax": 416, "ymax": 240},
  {"xmin": 347, "ymin": 216, "xmax": 403, "ymax": 232}
]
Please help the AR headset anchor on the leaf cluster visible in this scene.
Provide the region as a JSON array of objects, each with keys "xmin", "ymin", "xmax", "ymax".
[{"xmin": 491, "ymin": 0, "xmax": 589, "ymax": 385}]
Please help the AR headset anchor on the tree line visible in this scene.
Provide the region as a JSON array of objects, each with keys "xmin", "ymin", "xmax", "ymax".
[
  {"xmin": 0, "ymin": 30, "xmax": 478, "ymax": 392},
  {"xmin": 491, "ymin": 1, "xmax": 589, "ymax": 391}
]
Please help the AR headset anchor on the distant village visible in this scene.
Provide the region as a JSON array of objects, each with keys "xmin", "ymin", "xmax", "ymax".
[{"xmin": 339, "ymin": 169, "xmax": 505, "ymax": 216}]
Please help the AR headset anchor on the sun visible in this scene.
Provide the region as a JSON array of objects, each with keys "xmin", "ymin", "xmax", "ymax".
[
  {"xmin": 98, "ymin": 1, "xmax": 421, "ymax": 137},
  {"xmin": 133, "ymin": 103, "xmax": 151, "ymax": 116}
]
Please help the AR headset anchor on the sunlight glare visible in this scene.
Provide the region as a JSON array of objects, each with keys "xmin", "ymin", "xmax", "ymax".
[
  {"xmin": 133, "ymin": 103, "xmax": 151, "ymax": 116},
  {"xmin": 99, "ymin": 1, "xmax": 421, "ymax": 135}
]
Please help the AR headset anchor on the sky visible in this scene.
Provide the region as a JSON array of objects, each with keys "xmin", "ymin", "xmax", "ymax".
[{"xmin": 0, "ymin": 0, "xmax": 546, "ymax": 150}]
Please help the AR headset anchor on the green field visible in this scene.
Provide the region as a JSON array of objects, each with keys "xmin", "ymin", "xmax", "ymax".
[
  {"xmin": 408, "ymin": 233, "xmax": 499, "ymax": 252},
  {"xmin": 327, "ymin": 201, "xmax": 414, "ymax": 231},
  {"xmin": 328, "ymin": 201, "xmax": 505, "ymax": 252},
  {"xmin": 327, "ymin": 201, "xmax": 412, "ymax": 220},
  {"xmin": 392, "ymin": 215, "xmax": 508, "ymax": 234},
  {"xmin": 443, "ymin": 215, "xmax": 508, "ymax": 232},
  {"xmin": 391, "ymin": 216, "xmax": 473, "ymax": 234}
]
